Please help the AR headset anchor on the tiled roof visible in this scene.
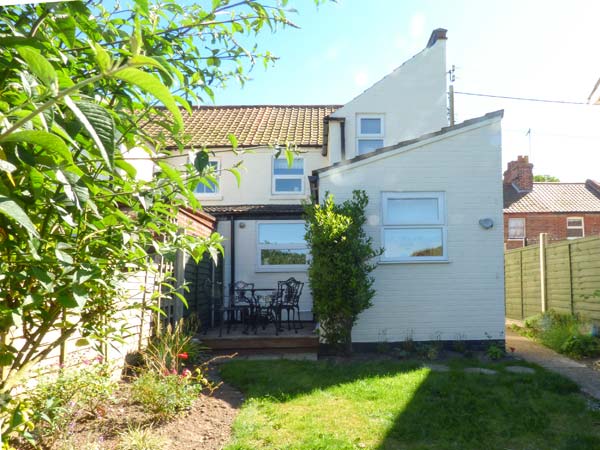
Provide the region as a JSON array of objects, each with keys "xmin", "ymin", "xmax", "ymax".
[
  {"xmin": 504, "ymin": 181, "xmax": 600, "ymax": 213},
  {"xmin": 148, "ymin": 105, "xmax": 340, "ymax": 148},
  {"xmin": 203, "ymin": 204, "xmax": 305, "ymax": 217}
]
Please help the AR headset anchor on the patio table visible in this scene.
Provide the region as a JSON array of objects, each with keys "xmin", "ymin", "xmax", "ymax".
[{"xmin": 250, "ymin": 288, "xmax": 280, "ymax": 335}]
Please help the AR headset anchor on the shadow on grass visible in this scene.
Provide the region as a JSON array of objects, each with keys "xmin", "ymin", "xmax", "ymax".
[{"xmin": 220, "ymin": 358, "xmax": 600, "ymax": 450}]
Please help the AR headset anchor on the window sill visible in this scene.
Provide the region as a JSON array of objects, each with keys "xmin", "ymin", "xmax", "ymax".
[
  {"xmin": 255, "ymin": 266, "xmax": 308, "ymax": 273},
  {"xmin": 378, "ymin": 259, "xmax": 450, "ymax": 265},
  {"xmin": 269, "ymin": 194, "xmax": 308, "ymax": 200},
  {"xmin": 195, "ymin": 194, "xmax": 223, "ymax": 200},
  {"xmin": 507, "ymin": 238, "xmax": 525, "ymax": 241}
]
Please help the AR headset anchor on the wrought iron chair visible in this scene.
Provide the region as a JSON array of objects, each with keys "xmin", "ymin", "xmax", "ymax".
[
  {"xmin": 200, "ymin": 279, "xmax": 228, "ymax": 337},
  {"xmin": 274, "ymin": 277, "xmax": 304, "ymax": 333},
  {"xmin": 229, "ymin": 281, "xmax": 255, "ymax": 333}
]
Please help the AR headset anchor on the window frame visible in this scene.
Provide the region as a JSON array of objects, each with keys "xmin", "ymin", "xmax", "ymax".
[
  {"xmin": 357, "ymin": 114, "xmax": 385, "ymax": 155},
  {"xmin": 271, "ymin": 157, "xmax": 305, "ymax": 195},
  {"xmin": 192, "ymin": 158, "xmax": 220, "ymax": 197},
  {"xmin": 507, "ymin": 217, "xmax": 526, "ymax": 240},
  {"xmin": 380, "ymin": 192, "xmax": 448, "ymax": 263},
  {"xmin": 566, "ymin": 216, "xmax": 584, "ymax": 239},
  {"xmin": 256, "ymin": 220, "xmax": 309, "ymax": 272}
]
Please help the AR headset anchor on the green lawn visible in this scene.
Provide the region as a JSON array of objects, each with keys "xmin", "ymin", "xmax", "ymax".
[{"xmin": 220, "ymin": 359, "xmax": 600, "ymax": 450}]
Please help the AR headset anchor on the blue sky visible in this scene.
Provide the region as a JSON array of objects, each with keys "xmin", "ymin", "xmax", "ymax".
[{"xmin": 209, "ymin": 0, "xmax": 600, "ymax": 182}]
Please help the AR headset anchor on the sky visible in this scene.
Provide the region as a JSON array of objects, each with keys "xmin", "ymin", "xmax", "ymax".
[{"xmin": 208, "ymin": 0, "xmax": 600, "ymax": 182}]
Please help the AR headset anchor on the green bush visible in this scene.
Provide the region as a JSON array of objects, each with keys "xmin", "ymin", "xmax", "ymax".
[
  {"xmin": 26, "ymin": 360, "xmax": 117, "ymax": 445},
  {"xmin": 304, "ymin": 191, "xmax": 382, "ymax": 354},
  {"xmin": 116, "ymin": 425, "xmax": 168, "ymax": 450},
  {"xmin": 143, "ymin": 318, "xmax": 205, "ymax": 376},
  {"xmin": 522, "ymin": 311, "xmax": 600, "ymax": 359},
  {"xmin": 561, "ymin": 335, "xmax": 600, "ymax": 359},
  {"xmin": 131, "ymin": 370, "xmax": 203, "ymax": 420}
]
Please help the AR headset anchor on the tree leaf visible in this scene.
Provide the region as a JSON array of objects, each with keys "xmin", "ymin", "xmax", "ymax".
[
  {"xmin": 0, "ymin": 130, "xmax": 72, "ymax": 165},
  {"xmin": 64, "ymin": 96, "xmax": 113, "ymax": 167},
  {"xmin": 112, "ymin": 68, "xmax": 183, "ymax": 132},
  {"xmin": 92, "ymin": 42, "xmax": 111, "ymax": 73},
  {"xmin": 0, "ymin": 195, "xmax": 38, "ymax": 237},
  {"xmin": 16, "ymin": 46, "xmax": 57, "ymax": 90},
  {"xmin": 73, "ymin": 101, "xmax": 115, "ymax": 163},
  {"xmin": 227, "ymin": 133, "xmax": 238, "ymax": 150},
  {"xmin": 285, "ymin": 148, "xmax": 294, "ymax": 168},
  {"xmin": 129, "ymin": 55, "xmax": 170, "ymax": 76},
  {"xmin": 194, "ymin": 151, "xmax": 209, "ymax": 172}
]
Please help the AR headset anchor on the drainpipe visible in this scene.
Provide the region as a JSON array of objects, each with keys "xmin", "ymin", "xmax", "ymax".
[
  {"xmin": 308, "ymin": 175, "xmax": 319, "ymax": 204},
  {"xmin": 229, "ymin": 215, "xmax": 235, "ymax": 299},
  {"xmin": 340, "ymin": 120, "xmax": 346, "ymax": 160}
]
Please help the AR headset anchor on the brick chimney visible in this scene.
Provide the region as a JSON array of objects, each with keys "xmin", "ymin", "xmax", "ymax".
[
  {"xmin": 504, "ymin": 156, "xmax": 533, "ymax": 192},
  {"xmin": 426, "ymin": 28, "xmax": 447, "ymax": 48}
]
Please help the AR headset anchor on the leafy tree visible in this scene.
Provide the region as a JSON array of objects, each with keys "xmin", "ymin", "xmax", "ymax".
[
  {"xmin": 0, "ymin": 0, "xmax": 322, "ymax": 442},
  {"xmin": 534, "ymin": 175, "xmax": 560, "ymax": 182},
  {"xmin": 304, "ymin": 191, "xmax": 382, "ymax": 354}
]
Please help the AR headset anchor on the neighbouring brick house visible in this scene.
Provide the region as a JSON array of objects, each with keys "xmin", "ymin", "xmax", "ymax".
[{"xmin": 503, "ymin": 156, "xmax": 600, "ymax": 249}]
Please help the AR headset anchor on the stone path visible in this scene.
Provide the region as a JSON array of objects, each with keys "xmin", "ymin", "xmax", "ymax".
[{"xmin": 506, "ymin": 328, "xmax": 600, "ymax": 400}]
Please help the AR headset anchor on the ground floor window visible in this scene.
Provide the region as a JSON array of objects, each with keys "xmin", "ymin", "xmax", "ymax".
[
  {"xmin": 257, "ymin": 221, "xmax": 308, "ymax": 270},
  {"xmin": 381, "ymin": 192, "xmax": 447, "ymax": 262}
]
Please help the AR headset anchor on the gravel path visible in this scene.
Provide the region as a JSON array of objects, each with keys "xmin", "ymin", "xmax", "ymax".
[{"xmin": 506, "ymin": 328, "xmax": 600, "ymax": 400}]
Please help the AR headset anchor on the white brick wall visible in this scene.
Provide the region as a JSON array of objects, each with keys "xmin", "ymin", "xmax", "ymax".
[{"xmin": 318, "ymin": 117, "xmax": 505, "ymax": 342}]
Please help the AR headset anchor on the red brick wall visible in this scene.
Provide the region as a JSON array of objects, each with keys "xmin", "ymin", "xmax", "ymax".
[
  {"xmin": 177, "ymin": 208, "xmax": 216, "ymax": 238},
  {"xmin": 504, "ymin": 212, "xmax": 600, "ymax": 249}
]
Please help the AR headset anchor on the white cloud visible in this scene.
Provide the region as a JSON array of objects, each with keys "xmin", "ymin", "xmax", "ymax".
[{"xmin": 409, "ymin": 13, "xmax": 426, "ymax": 40}]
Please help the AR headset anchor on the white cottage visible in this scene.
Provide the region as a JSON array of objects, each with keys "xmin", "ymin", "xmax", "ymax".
[{"xmin": 159, "ymin": 29, "xmax": 505, "ymax": 346}]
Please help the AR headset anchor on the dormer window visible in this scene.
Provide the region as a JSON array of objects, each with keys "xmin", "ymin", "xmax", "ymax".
[{"xmin": 357, "ymin": 114, "xmax": 384, "ymax": 155}]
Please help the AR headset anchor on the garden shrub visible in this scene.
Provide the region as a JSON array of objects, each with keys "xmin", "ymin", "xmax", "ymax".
[
  {"xmin": 561, "ymin": 335, "xmax": 600, "ymax": 359},
  {"xmin": 26, "ymin": 360, "xmax": 117, "ymax": 446},
  {"xmin": 131, "ymin": 370, "xmax": 203, "ymax": 420},
  {"xmin": 521, "ymin": 310, "xmax": 600, "ymax": 359},
  {"xmin": 304, "ymin": 191, "xmax": 382, "ymax": 354},
  {"xmin": 143, "ymin": 318, "xmax": 204, "ymax": 376}
]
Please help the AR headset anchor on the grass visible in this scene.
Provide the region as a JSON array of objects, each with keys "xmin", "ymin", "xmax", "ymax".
[{"xmin": 220, "ymin": 359, "xmax": 600, "ymax": 450}]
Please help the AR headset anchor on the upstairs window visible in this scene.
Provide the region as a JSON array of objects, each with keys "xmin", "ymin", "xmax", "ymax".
[
  {"xmin": 381, "ymin": 192, "xmax": 447, "ymax": 262},
  {"xmin": 357, "ymin": 114, "xmax": 384, "ymax": 155},
  {"xmin": 508, "ymin": 218, "xmax": 525, "ymax": 239},
  {"xmin": 194, "ymin": 160, "xmax": 219, "ymax": 195},
  {"xmin": 567, "ymin": 217, "xmax": 584, "ymax": 239},
  {"xmin": 272, "ymin": 158, "xmax": 304, "ymax": 194},
  {"xmin": 257, "ymin": 222, "xmax": 308, "ymax": 269}
]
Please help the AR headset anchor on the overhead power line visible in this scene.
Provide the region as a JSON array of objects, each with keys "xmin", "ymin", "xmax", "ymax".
[{"xmin": 455, "ymin": 91, "xmax": 591, "ymax": 105}]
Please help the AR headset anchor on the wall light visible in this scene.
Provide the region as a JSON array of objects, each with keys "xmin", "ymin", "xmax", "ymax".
[{"xmin": 479, "ymin": 218, "xmax": 494, "ymax": 229}]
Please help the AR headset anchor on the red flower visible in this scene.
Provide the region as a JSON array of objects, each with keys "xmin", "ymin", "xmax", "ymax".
[
  {"xmin": 177, "ymin": 352, "xmax": 189, "ymax": 360},
  {"xmin": 170, "ymin": 368, "xmax": 178, "ymax": 375},
  {"xmin": 181, "ymin": 368, "xmax": 192, "ymax": 378}
]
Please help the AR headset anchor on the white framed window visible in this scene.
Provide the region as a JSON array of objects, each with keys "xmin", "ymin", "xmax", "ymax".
[
  {"xmin": 357, "ymin": 114, "xmax": 384, "ymax": 155},
  {"xmin": 272, "ymin": 158, "xmax": 304, "ymax": 194},
  {"xmin": 508, "ymin": 218, "xmax": 525, "ymax": 240},
  {"xmin": 193, "ymin": 160, "xmax": 220, "ymax": 196},
  {"xmin": 381, "ymin": 192, "xmax": 447, "ymax": 262},
  {"xmin": 257, "ymin": 221, "xmax": 309, "ymax": 270},
  {"xmin": 566, "ymin": 217, "xmax": 584, "ymax": 239}
]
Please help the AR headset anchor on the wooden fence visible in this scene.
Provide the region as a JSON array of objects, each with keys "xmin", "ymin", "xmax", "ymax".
[{"xmin": 505, "ymin": 235, "xmax": 600, "ymax": 322}]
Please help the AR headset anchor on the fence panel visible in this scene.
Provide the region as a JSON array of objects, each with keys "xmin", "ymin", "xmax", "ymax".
[{"xmin": 505, "ymin": 236, "xmax": 600, "ymax": 323}]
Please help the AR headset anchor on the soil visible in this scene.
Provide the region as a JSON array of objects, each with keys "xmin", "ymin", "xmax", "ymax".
[{"xmin": 44, "ymin": 367, "xmax": 244, "ymax": 450}]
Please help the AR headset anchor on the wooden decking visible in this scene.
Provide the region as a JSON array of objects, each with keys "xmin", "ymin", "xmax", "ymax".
[{"xmin": 199, "ymin": 323, "xmax": 319, "ymax": 351}]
